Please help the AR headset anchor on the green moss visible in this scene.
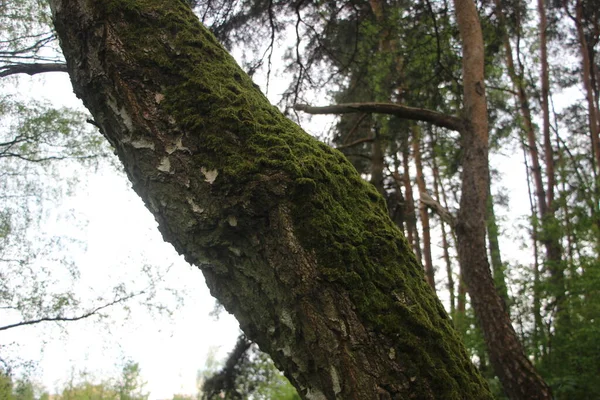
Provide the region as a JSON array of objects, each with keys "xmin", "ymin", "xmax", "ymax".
[{"xmin": 97, "ymin": 1, "xmax": 491, "ymax": 397}]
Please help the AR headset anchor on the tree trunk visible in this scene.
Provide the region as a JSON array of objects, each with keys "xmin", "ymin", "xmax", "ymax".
[
  {"xmin": 370, "ymin": 132, "xmax": 385, "ymax": 195},
  {"xmin": 431, "ymin": 142, "xmax": 455, "ymax": 314},
  {"xmin": 453, "ymin": 0, "xmax": 552, "ymax": 398},
  {"xmin": 49, "ymin": 1, "xmax": 492, "ymax": 398},
  {"xmin": 495, "ymin": 0, "xmax": 565, "ymax": 326},
  {"xmin": 402, "ymin": 139, "xmax": 422, "ymax": 262},
  {"xmin": 574, "ymin": 0, "xmax": 600, "ymax": 173},
  {"xmin": 412, "ymin": 125, "xmax": 435, "ymax": 291},
  {"xmin": 486, "ymin": 191, "xmax": 509, "ymax": 308}
]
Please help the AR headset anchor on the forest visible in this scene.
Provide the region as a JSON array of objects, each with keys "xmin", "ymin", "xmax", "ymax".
[{"xmin": 1, "ymin": 0, "xmax": 599, "ymax": 399}]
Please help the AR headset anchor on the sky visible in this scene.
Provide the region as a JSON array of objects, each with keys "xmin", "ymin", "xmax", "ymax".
[{"xmin": 2, "ymin": 71, "xmax": 242, "ymax": 399}]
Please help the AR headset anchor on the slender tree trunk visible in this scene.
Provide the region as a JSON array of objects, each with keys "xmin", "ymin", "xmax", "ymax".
[
  {"xmin": 573, "ymin": 0, "xmax": 600, "ymax": 173},
  {"xmin": 370, "ymin": 132, "xmax": 385, "ymax": 195},
  {"xmin": 494, "ymin": 0, "xmax": 547, "ymax": 214},
  {"xmin": 495, "ymin": 0, "xmax": 564, "ymax": 316},
  {"xmin": 523, "ymin": 138, "xmax": 545, "ymax": 363},
  {"xmin": 412, "ymin": 125, "xmax": 435, "ymax": 290},
  {"xmin": 453, "ymin": 0, "xmax": 552, "ymax": 398},
  {"xmin": 49, "ymin": 1, "xmax": 493, "ymax": 398},
  {"xmin": 389, "ymin": 162, "xmax": 407, "ymax": 234},
  {"xmin": 455, "ymin": 275, "xmax": 468, "ymax": 336},
  {"xmin": 402, "ymin": 141, "xmax": 422, "ymax": 261},
  {"xmin": 570, "ymin": 0, "xmax": 600, "ymax": 249},
  {"xmin": 431, "ymin": 136, "xmax": 455, "ymax": 314},
  {"xmin": 486, "ymin": 191, "xmax": 509, "ymax": 308},
  {"xmin": 538, "ymin": 0, "xmax": 555, "ymax": 210}
]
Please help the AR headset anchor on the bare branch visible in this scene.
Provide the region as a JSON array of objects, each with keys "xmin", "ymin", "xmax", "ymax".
[
  {"xmin": 419, "ymin": 190, "xmax": 456, "ymax": 227},
  {"xmin": 337, "ymin": 136, "xmax": 374, "ymax": 149},
  {"xmin": 0, "ymin": 62, "xmax": 67, "ymax": 78},
  {"xmin": 294, "ymin": 102, "xmax": 464, "ymax": 132},
  {"xmin": 0, "ymin": 291, "xmax": 144, "ymax": 332}
]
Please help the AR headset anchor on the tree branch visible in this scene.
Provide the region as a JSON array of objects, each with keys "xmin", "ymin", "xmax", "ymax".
[
  {"xmin": 0, "ymin": 291, "xmax": 144, "ymax": 332},
  {"xmin": 294, "ymin": 102, "xmax": 464, "ymax": 132},
  {"xmin": 338, "ymin": 136, "xmax": 374, "ymax": 149},
  {"xmin": 419, "ymin": 190, "xmax": 456, "ymax": 227},
  {"xmin": 0, "ymin": 62, "xmax": 68, "ymax": 78}
]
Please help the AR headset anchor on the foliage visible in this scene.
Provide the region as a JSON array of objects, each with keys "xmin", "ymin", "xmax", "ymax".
[{"xmin": 0, "ymin": 360, "xmax": 148, "ymax": 400}]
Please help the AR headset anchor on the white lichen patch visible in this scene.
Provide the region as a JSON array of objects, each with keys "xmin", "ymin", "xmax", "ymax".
[
  {"xmin": 280, "ymin": 309, "xmax": 295, "ymax": 333},
  {"xmin": 280, "ymin": 344, "xmax": 292, "ymax": 357},
  {"xmin": 147, "ymin": 196, "xmax": 159, "ymax": 213},
  {"xmin": 187, "ymin": 197, "xmax": 204, "ymax": 214},
  {"xmin": 330, "ymin": 366, "xmax": 341, "ymax": 395},
  {"xmin": 228, "ymin": 246, "xmax": 241, "ymax": 256},
  {"xmin": 166, "ymin": 136, "xmax": 190, "ymax": 154},
  {"xmin": 201, "ymin": 167, "xmax": 218, "ymax": 184},
  {"xmin": 305, "ymin": 389, "xmax": 327, "ymax": 400},
  {"xmin": 388, "ymin": 347, "xmax": 396, "ymax": 360},
  {"xmin": 227, "ymin": 215, "xmax": 238, "ymax": 227},
  {"xmin": 107, "ymin": 96, "xmax": 133, "ymax": 131},
  {"xmin": 155, "ymin": 93, "xmax": 165, "ymax": 104},
  {"xmin": 130, "ymin": 138, "xmax": 155, "ymax": 150},
  {"xmin": 157, "ymin": 157, "xmax": 171, "ymax": 173}
]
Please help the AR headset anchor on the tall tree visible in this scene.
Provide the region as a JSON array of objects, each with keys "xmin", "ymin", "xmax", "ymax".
[
  {"xmin": 296, "ymin": 0, "xmax": 553, "ymax": 397},
  {"xmin": 49, "ymin": 0, "xmax": 492, "ymax": 398}
]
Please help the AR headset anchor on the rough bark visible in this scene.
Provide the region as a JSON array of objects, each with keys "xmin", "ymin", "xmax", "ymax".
[
  {"xmin": 49, "ymin": 1, "xmax": 491, "ymax": 399},
  {"xmin": 453, "ymin": 0, "xmax": 552, "ymax": 398}
]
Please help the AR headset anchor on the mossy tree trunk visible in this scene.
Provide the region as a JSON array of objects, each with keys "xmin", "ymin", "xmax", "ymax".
[{"xmin": 49, "ymin": 1, "xmax": 491, "ymax": 399}]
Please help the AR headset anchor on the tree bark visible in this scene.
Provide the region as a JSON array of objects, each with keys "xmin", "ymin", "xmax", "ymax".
[
  {"xmin": 453, "ymin": 0, "xmax": 552, "ymax": 398},
  {"xmin": 486, "ymin": 191, "xmax": 509, "ymax": 308},
  {"xmin": 49, "ymin": 1, "xmax": 492, "ymax": 399}
]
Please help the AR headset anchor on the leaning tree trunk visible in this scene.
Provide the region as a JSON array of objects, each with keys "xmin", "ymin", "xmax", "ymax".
[
  {"xmin": 49, "ymin": 1, "xmax": 491, "ymax": 399},
  {"xmin": 453, "ymin": 0, "xmax": 552, "ymax": 398}
]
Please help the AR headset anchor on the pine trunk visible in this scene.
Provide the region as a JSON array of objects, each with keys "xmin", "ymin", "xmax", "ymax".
[{"xmin": 453, "ymin": 0, "xmax": 552, "ymax": 398}]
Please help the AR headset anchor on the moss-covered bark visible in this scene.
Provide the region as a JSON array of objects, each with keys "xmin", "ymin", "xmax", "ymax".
[{"xmin": 49, "ymin": 1, "xmax": 492, "ymax": 398}]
